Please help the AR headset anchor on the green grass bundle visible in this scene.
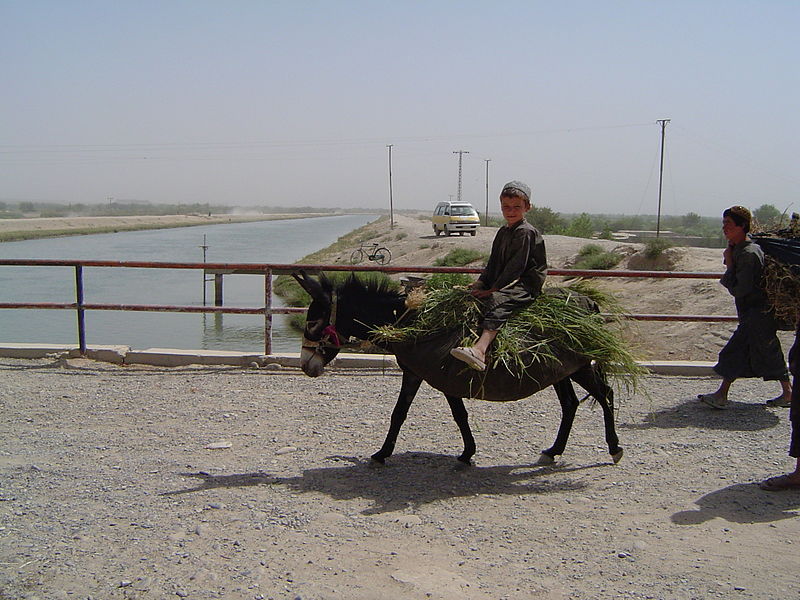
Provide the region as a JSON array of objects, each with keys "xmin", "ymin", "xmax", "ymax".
[{"xmin": 372, "ymin": 280, "xmax": 644, "ymax": 391}]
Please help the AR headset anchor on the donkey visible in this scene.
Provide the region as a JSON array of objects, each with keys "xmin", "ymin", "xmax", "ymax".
[{"xmin": 292, "ymin": 271, "xmax": 623, "ymax": 466}]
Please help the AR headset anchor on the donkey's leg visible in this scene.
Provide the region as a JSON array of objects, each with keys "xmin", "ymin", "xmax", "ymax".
[
  {"xmin": 538, "ymin": 378, "xmax": 580, "ymax": 465},
  {"xmin": 571, "ymin": 363, "xmax": 623, "ymax": 463},
  {"xmin": 371, "ymin": 369, "xmax": 424, "ymax": 464},
  {"xmin": 445, "ymin": 395, "xmax": 476, "ymax": 465}
]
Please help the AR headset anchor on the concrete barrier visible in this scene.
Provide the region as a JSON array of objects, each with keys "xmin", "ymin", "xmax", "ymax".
[{"xmin": 0, "ymin": 342, "xmax": 714, "ymax": 376}]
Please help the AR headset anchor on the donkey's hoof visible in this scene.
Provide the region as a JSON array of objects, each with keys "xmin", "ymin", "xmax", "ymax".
[
  {"xmin": 611, "ymin": 448, "xmax": 624, "ymax": 464},
  {"xmin": 456, "ymin": 455, "xmax": 473, "ymax": 468},
  {"xmin": 370, "ymin": 453, "xmax": 387, "ymax": 465},
  {"xmin": 537, "ymin": 452, "xmax": 556, "ymax": 466}
]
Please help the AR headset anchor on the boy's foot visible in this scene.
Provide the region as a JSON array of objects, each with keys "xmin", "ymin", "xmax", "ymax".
[
  {"xmin": 697, "ymin": 393, "xmax": 729, "ymax": 410},
  {"xmin": 450, "ymin": 347, "xmax": 486, "ymax": 371},
  {"xmin": 759, "ymin": 474, "xmax": 800, "ymax": 491},
  {"xmin": 765, "ymin": 395, "xmax": 792, "ymax": 408}
]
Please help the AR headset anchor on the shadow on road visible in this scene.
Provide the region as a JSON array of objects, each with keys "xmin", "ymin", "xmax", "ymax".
[
  {"xmin": 161, "ymin": 451, "xmax": 615, "ymax": 514},
  {"xmin": 622, "ymin": 398, "xmax": 781, "ymax": 432},
  {"xmin": 671, "ymin": 482, "xmax": 800, "ymax": 525}
]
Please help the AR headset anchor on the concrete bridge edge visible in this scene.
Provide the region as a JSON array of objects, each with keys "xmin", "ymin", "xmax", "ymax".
[{"xmin": 0, "ymin": 342, "xmax": 721, "ymax": 376}]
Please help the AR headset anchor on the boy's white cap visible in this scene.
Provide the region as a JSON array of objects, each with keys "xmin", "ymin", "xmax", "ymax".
[{"xmin": 501, "ymin": 181, "xmax": 531, "ymax": 201}]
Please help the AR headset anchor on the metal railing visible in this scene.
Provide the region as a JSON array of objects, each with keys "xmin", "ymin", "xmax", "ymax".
[{"xmin": 0, "ymin": 259, "xmax": 729, "ymax": 355}]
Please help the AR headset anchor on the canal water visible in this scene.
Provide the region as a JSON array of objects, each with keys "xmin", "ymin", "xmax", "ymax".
[{"xmin": 0, "ymin": 214, "xmax": 376, "ymax": 352}]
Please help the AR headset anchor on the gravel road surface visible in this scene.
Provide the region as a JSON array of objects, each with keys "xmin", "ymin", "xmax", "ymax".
[{"xmin": 1, "ymin": 357, "xmax": 798, "ymax": 600}]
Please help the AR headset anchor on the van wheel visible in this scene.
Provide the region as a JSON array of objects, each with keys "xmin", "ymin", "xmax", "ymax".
[{"xmin": 470, "ymin": 231, "xmax": 476, "ymax": 236}]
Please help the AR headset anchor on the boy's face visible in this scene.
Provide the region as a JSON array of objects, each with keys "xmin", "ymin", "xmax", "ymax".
[
  {"xmin": 500, "ymin": 195, "xmax": 530, "ymax": 226},
  {"xmin": 722, "ymin": 215, "xmax": 746, "ymax": 244}
]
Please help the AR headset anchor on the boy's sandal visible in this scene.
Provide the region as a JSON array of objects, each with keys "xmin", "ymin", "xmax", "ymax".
[
  {"xmin": 697, "ymin": 394, "xmax": 729, "ymax": 410},
  {"xmin": 759, "ymin": 474, "xmax": 800, "ymax": 491},
  {"xmin": 450, "ymin": 347, "xmax": 486, "ymax": 371},
  {"xmin": 765, "ymin": 396, "xmax": 792, "ymax": 408}
]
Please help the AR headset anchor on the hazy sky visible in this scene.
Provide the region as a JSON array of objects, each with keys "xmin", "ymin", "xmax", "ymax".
[{"xmin": 2, "ymin": 1, "xmax": 798, "ymax": 216}]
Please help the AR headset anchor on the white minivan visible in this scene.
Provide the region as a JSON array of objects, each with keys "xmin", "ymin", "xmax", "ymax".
[{"xmin": 431, "ymin": 202, "xmax": 480, "ymax": 236}]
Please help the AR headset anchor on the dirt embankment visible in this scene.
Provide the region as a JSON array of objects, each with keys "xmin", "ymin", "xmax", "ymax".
[{"xmin": 301, "ymin": 213, "xmax": 795, "ymax": 363}]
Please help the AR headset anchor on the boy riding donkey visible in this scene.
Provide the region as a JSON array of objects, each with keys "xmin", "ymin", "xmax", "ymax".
[{"xmin": 450, "ymin": 181, "xmax": 547, "ymax": 371}]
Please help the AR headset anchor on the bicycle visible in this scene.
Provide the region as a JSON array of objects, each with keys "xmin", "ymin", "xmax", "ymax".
[{"xmin": 350, "ymin": 242, "xmax": 391, "ymax": 265}]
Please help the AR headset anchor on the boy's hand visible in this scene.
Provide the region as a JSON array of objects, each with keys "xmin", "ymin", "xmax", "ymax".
[{"xmin": 723, "ymin": 244, "xmax": 734, "ymax": 267}]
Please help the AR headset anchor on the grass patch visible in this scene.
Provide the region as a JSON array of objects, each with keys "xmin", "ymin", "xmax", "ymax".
[
  {"xmin": 433, "ymin": 248, "xmax": 488, "ymax": 267},
  {"xmin": 643, "ymin": 237, "xmax": 674, "ymax": 259},
  {"xmin": 573, "ymin": 244, "xmax": 622, "ymax": 270}
]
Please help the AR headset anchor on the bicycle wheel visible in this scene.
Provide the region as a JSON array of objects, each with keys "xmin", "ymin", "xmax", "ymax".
[
  {"xmin": 374, "ymin": 248, "xmax": 391, "ymax": 265},
  {"xmin": 350, "ymin": 249, "xmax": 365, "ymax": 264}
]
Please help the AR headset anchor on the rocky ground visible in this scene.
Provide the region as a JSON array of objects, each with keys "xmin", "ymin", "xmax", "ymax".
[{"xmin": 1, "ymin": 357, "xmax": 798, "ymax": 600}]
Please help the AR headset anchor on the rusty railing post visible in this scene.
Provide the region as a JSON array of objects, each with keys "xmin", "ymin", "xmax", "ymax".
[
  {"xmin": 74, "ymin": 265, "xmax": 86, "ymax": 355},
  {"xmin": 264, "ymin": 268, "xmax": 272, "ymax": 355}
]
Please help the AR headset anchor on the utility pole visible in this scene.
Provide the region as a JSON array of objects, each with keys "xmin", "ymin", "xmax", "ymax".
[
  {"xmin": 484, "ymin": 159, "xmax": 491, "ymax": 226},
  {"xmin": 656, "ymin": 119, "xmax": 670, "ymax": 238},
  {"xmin": 387, "ymin": 144, "xmax": 394, "ymax": 229},
  {"xmin": 453, "ymin": 150, "xmax": 469, "ymax": 203}
]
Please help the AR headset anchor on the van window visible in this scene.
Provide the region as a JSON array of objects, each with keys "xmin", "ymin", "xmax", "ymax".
[{"xmin": 451, "ymin": 206, "xmax": 476, "ymax": 216}]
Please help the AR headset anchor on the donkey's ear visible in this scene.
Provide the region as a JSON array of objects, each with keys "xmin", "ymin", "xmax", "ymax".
[{"xmin": 292, "ymin": 270, "xmax": 327, "ymax": 302}]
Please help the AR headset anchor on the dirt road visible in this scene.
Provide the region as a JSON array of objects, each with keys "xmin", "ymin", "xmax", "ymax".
[{"xmin": 1, "ymin": 357, "xmax": 798, "ymax": 600}]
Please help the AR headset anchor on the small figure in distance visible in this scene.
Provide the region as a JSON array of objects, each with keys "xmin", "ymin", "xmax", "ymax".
[
  {"xmin": 449, "ymin": 181, "xmax": 546, "ymax": 372},
  {"xmin": 760, "ymin": 321, "xmax": 800, "ymax": 491},
  {"xmin": 697, "ymin": 205, "xmax": 792, "ymax": 409}
]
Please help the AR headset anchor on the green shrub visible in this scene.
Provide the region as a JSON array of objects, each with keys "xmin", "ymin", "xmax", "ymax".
[
  {"xmin": 574, "ymin": 244, "xmax": 622, "ymax": 270},
  {"xmin": 643, "ymin": 237, "xmax": 674, "ymax": 259},
  {"xmin": 433, "ymin": 248, "xmax": 487, "ymax": 267},
  {"xmin": 577, "ymin": 244, "xmax": 604, "ymax": 257},
  {"xmin": 395, "ymin": 232, "xmax": 407, "ymax": 240}
]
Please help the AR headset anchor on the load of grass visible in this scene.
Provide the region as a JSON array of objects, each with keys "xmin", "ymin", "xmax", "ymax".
[
  {"xmin": 753, "ymin": 222, "xmax": 800, "ymax": 328},
  {"xmin": 762, "ymin": 254, "xmax": 800, "ymax": 328},
  {"xmin": 371, "ymin": 279, "xmax": 644, "ymax": 392}
]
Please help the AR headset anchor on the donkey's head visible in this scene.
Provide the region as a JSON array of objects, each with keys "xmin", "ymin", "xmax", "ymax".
[
  {"xmin": 292, "ymin": 271, "xmax": 343, "ymax": 377},
  {"xmin": 292, "ymin": 271, "xmax": 408, "ymax": 377}
]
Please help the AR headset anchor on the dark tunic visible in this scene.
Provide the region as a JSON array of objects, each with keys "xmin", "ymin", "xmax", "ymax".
[
  {"xmin": 789, "ymin": 323, "xmax": 799, "ymax": 457},
  {"xmin": 476, "ymin": 219, "xmax": 547, "ymax": 331},
  {"xmin": 713, "ymin": 238, "xmax": 789, "ymax": 382}
]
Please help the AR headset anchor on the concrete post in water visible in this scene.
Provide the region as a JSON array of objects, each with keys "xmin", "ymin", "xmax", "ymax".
[
  {"xmin": 264, "ymin": 268, "xmax": 273, "ymax": 355},
  {"xmin": 214, "ymin": 274, "xmax": 223, "ymax": 306}
]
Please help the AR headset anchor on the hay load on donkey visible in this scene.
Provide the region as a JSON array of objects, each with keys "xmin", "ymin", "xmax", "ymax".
[{"xmin": 293, "ymin": 271, "xmax": 643, "ymax": 466}]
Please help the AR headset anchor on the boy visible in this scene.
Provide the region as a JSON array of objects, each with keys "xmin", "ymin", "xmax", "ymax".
[
  {"xmin": 698, "ymin": 205, "xmax": 791, "ymax": 408},
  {"xmin": 450, "ymin": 181, "xmax": 547, "ymax": 371}
]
